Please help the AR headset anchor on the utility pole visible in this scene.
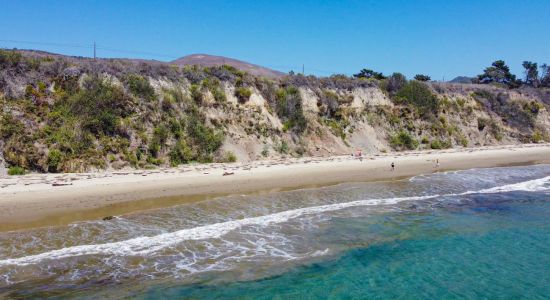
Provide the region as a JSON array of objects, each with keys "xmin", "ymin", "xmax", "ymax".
[
  {"xmin": 93, "ymin": 41, "xmax": 96, "ymax": 59},
  {"xmin": 302, "ymin": 64, "xmax": 304, "ymax": 75}
]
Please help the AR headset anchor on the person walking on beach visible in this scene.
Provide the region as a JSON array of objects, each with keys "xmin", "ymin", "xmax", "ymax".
[{"xmin": 391, "ymin": 162, "xmax": 395, "ymax": 171}]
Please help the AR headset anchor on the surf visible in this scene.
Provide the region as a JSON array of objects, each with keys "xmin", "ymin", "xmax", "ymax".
[{"xmin": 1, "ymin": 175, "xmax": 548, "ymax": 267}]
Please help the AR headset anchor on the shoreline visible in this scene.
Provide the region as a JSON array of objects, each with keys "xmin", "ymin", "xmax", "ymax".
[{"xmin": 1, "ymin": 144, "xmax": 550, "ymax": 232}]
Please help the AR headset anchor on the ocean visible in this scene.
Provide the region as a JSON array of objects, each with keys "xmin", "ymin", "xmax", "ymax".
[{"xmin": 0, "ymin": 164, "xmax": 549, "ymax": 299}]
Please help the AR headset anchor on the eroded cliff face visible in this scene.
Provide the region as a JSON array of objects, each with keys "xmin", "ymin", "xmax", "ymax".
[
  {"xmin": 0, "ymin": 50, "xmax": 548, "ymax": 172},
  {"xmin": 217, "ymin": 82, "xmax": 548, "ymax": 162}
]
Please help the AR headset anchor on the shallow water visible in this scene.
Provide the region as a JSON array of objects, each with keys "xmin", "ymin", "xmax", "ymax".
[{"xmin": 0, "ymin": 165, "xmax": 549, "ymax": 299}]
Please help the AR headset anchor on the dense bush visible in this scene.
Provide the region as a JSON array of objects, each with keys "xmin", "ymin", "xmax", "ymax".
[
  {"xmin": 66, "ymin": 76, "xmax": 134, "ymax": 136},
  {"xmin": 532, "ymin": 130, "xmax": 544, "ymax": 143},
  {"xmin": 185, "ymin": 114, "xmax": 224, "ymax": 162},
  {"xmin": 385, "ymin": 73, "xmax": 407, "ymax": 94},
  {"xmin": 190, "ymin": 84, "xmax": 204, "ymax": 104},
  {"xmin": 395, "ymin": 81, "xmax": 439, "ymax": 116},
  {"xmin": 0, "ymin": 50, "xmax": 24, "ymax": 69},
  {"xmin": 202, "ymin": 78, "xmax": 227, "ymax": 103},
  {"xmin": 390, "ymin": 130, "xmax": 418, "ymax": 150},
  {"xmin": 169, "ymin": 139, "xmax": 193, "ymax": 166},
  {"xmin": 488, "ymin": 120, "xmax": 503, "ymax": 141},
  {"xmin": 276, "ymin": 140, "xmax": 290, "ymax": 154},
  {"xmin": 219, "ymin": 151, "xmax": 237, "ymax": 163},
  {"xmin": 8, "ymin": 166, "xmax": 25, "ymax": 176},
  {"xmin": 47, "ymin": 149, "xmax": 63, "ymax": 172},
  {"xmin": 0, "ymin": 113, "xmax": 24, "ymax": 139},
  {"xmin": 430, "ymin": 139, "xmax": 451, "ymax": 149},
  {"xmin": 274, "ymin": 86, "xmax": 307, "ymax": 132},
  {"xmin": 125, "ymin": 74, "xmax": 156, "ymax": 101},
  {"xmin": 234, "ymin": 87, "xmax": 252, "ymax": 103}
]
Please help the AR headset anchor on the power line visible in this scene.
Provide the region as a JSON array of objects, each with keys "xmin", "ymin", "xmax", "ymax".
[
  {"xmin": 0, "ymin": 39, "xmax": 347, "ymax": 75},
  {"xmin": 0, "ymin": 39, "xmax": 91, "ymax": 49},
  {"xmin": 0, "ymin": 39, "xmax": 178, "ymax": 60},
  {"xmin": 96, "ymin": 46, "xmax": 178, "ymax": 59}
]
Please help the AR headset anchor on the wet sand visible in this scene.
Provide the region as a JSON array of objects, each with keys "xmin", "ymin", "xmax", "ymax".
[{"xmin": 1, "ymin": 144, "xmax": 549, "ymax": 231}]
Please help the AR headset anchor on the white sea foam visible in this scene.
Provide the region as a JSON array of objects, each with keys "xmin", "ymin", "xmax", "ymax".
[
  {"xmin": 463, "ymin": 175, "xmax": 550, "ymax": 195},
  {"xmin": 0, "ymin": 195, "xmax": 434, "ymax": 266},
  {"xmin": 1, "ymin": 175, "xmax": 549, "ymax": 267}
]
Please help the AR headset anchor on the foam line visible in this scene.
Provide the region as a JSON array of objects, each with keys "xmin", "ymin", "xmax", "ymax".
[
  {"xmin": 463, "ymin": 175, "xmax": 550, "ymax": 195},
  {"xmin": 1, "ymin": 176, "xmax": 548, "ymax": 267}
]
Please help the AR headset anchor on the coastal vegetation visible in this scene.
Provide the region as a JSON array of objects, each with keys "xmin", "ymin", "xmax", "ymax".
[{"xmin": 0, "ymin": 49, "xmax": 548, "ymax": 173}]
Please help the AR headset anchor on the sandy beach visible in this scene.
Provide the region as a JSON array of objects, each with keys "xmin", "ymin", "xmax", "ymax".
[{"xmin": 1, "ymin": 143, "xmax": 549, "ymax": 232}]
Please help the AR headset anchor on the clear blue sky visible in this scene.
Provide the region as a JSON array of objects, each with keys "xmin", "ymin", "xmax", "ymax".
[{"xmin": 1, "ymin": 0, "xmax": 549, "ymax": 80}]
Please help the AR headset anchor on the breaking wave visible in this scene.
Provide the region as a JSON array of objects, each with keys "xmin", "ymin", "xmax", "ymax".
[{"xmin": 1, "ymin": 175, "xmax": 548, "ymax": 267}]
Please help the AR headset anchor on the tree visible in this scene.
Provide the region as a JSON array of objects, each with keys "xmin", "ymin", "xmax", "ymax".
[
  {"xmin": 386, "ymin": 72, "xmax": 407, "ymax": 93},
  {"xmin": 353, "ymin": 68, "xmax": 385, "ymax": 80},
  {"xmin": 522, "ymin": 61, "xmax": 539, "ymax": 87},
  {"xmin": 477, "ymin": 60, "xmax": 519, "ymax": 87},
  {"xmin": 414, "ymin": 74, "xmax": 431, "ymax": 81},
  {"xmin": 540, "ymin": 64, "xmax": 550, "ymax": 87}
]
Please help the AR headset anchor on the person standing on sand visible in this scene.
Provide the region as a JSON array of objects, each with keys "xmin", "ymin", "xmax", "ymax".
[
  {"xmin": 436, "ymin": 159, "xmax": 440, "ymax": 168},
  {"xmin": 391, "ymin": 162, "xmax": 395, "ymax": 171}
]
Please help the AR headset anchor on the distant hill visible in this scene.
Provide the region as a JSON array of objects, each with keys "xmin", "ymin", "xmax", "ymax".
[
  {"xmin": 171, "ymin": 54, "xmax": 285, "ymax": 78},
  {"xmin": 449, "ymin": 76, "xmax": 473, "ymax": 84}
]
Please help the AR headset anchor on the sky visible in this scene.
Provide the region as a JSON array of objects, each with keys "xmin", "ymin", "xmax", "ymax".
[{"xmin": 1, "ymin": 0, "xmax": 549, "ymax": 80}]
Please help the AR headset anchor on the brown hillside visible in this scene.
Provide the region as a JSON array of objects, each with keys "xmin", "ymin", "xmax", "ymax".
[{"xmin": 172, "ymin": 54, "xmax": 285, "ymax": 78}]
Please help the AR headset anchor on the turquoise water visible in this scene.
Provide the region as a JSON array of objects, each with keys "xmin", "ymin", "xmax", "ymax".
[
  {"xmin": 148, "ymin": 198, "xmax": 550, "ymax": 299},
  {"xmin": 0, "ymin": 165, "xmax": 549, "ymax": 299}
]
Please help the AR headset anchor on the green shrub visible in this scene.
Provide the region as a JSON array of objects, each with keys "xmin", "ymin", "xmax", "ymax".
[
  {"xmin": 8, "ymin": 166, "xmax": 25, "ymax": 176},
  {"xmin": 458, "ymin": 136, "xmax": 469, "ymax": 147},
  {"xmin": 532, "ymin": 130, "xmax": 544, "ymax": 143},
  {"xmin": 169, "ymin": 139, "xmax": 193, "ymax": 166},
  {"xmin": 523, "ymin": 101, "xmax": 544, "ymax": 118},
  {"xmin": 146, "ymin": 156, "xmax": 163, "ymax": 166},
  {"xmin": 126, "ymin": 74, "xmax": 155, "ymax": 101},
  {"xmin": 0, "ymin": 114, "xmax": 24, "ymax": 139},
  {"xmin": 185, "ymin": 114, "xmax": 224, "ymax": 162},
  {"xmin": 276, "ymin": 140, "xmax": 289, "ymax": 154},
  {"xmin": 323, "ymin": 118, "xmax": 346, "ymax": 140},
  {"xmin": 456, "ymin": 98, "xmax": 466, "ymax": 108},
  {"xmin": 212, "ymin": 88, "xmax": 227, "ymax": 103},
  {"xmin": 430, "ymin": 139, "xmax": 451, "ymax": 149},
  {"xmin": 0, "ymin": 50, "xmax": 23, "ymax": 68},
  {"xmin": 390, "ymin": 130, "xmax": 418, "ymax": 150},
  {"xmin": 395, "ymin": 81, "xmax": 439, "ymax": 116},
  {"xmin": 169, "ymin": 118, "xmax": 183, "ymax": 137},
  {"xmin": 47, "ymin": 149, "xmax": 63, "ymax": 172},
  {"xmin": 148, "ymin": 137, "xmax": 161, "ymax": 157},
  {"xmin": 126, "ymin": 151, "xmax": 139, "ymax": 167},
  {"xmin": 153, "ymin": 124, "xmax": 170, "ymax": 144},
  {"xmin": 477, "ymin": 117, "xmax": 488, "ymax": 131},
  {"xmin": 220, "ymin": 151, "xmax": 237, "ymax": 163},
  {"xmin": 67, "ymin": 76, "xmax": 133, "ymax": 136},
  {"xmin": 190, "ymin": 84, "xmax": 204, "ymax": 104},
  {"xmin": 234, "ymin": 87, "xmax": 252, "ymax": 103},
  {"xmin": 274, "ymin": 87, "xmax": 307, "ymax": 132},
  {"xmin": 489, "ymin": 120, "xmax": 503, "ymax": 141}
]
